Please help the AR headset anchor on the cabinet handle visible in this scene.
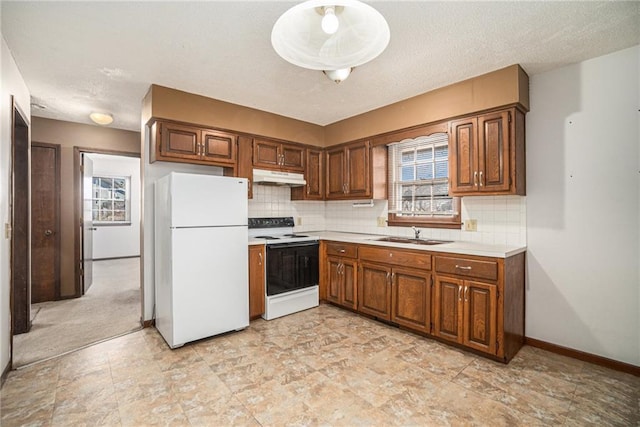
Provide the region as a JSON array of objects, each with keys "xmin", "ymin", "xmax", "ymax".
[
  {"xmin": 391, "ymin": 272, "xmax": 395, "ymax": 282},
  {"xmin": 307, "ymin": 185, "xmax": 310, "ymax": 195},
  {"xmin": 258, "ymin": 252, "xmax": 262, "ymax": 266},
  {"xmin": 455, "ymin": 265, "xmax": 472, "ymax": 271},
  {"xmin": 386, "ymin": 272, "xmax": 390, "ymax": 284},
  {"xmin": 464, "ymin": 286, "xmax": 469, "ymax": 302},
  {"xmin": 458, "ymin": 285, "xmax": 462, "ymax": 301},
  {"xmin": 474, "ymin": 171, "xmax": 478, "ymax": 187},
  {"xmin": 200, "ymin": 142, "xmax": 204, "ymax": 156},
  {"xmin": 479, "ymin": 171, "xmax": 484, "ymax": 187},
  {"xmin": 339, "ymin": 263, "xmax": 343, "ymax": 275},
  {"xmin": 339, "ymin": 249, "xmax": 346, "ymax": 254}
]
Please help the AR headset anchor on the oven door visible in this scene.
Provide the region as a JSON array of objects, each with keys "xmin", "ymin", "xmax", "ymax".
[{"xmin": 266, "ymin": 241, "xmax": 319, "ymax": 296}]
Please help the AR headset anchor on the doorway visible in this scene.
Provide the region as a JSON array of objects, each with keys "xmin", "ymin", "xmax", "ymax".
[{"xmin": 10, "ymin": 99, "xmax": 30, "ymax": 336}]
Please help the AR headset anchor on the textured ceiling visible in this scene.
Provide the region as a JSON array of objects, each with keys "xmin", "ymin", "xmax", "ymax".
[{"xmin": 2, "ymin": 1, "xmax": 639, "ymax": 131}]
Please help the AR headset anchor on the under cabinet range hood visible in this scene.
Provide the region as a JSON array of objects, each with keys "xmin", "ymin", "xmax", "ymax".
[{"xmin": 252, "ymin": 168, "xmax": 306, "ymax": 186}]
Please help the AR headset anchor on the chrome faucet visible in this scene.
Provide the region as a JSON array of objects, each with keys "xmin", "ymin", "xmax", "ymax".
[{"xmin": 412, "ymin": 226, "xmax": 421, "ymax": 239}]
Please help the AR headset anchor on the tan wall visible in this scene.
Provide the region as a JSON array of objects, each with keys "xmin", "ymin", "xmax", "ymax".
[
  {"xmin": 325, "ymin": 64, "xmax": 529, "ymax": 145},
  {"xmin": 148, "ymin": 85, "xmax": 325, "ymax": 146},
  {"xmin": 31, "ymin": 117, "xmax": 140, "ymax": 297}
]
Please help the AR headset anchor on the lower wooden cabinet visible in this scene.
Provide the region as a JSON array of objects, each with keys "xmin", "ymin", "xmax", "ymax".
[
  {"xmin": 433, "ymin": 276, "xmax": 496, "ymax": 354},
  {"xmin": 320, "ymin": 241, "xmax": 525, "ymax": 363},
  {"xmin": 248, "ymin": 245, "xmax": 265, "ymax": 319}
]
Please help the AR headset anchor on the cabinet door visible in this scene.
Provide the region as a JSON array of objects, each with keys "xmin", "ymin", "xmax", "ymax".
[
  {"xmin": 478, "ymin": 111, "xmax": 510, "ymax": 192},
  {"xmin": 342, "ymin": 259, "xmax": 358, "ymax": 310},
  {"xmin": 236, "ymin": 136, "xmax": 253, "ymax": 199},
  {"xmin": 248, "ymin": 245, "xmax": 265, "ymax": 319},
  {"xmin": 281, "ymin": 143, "xmax": 305, "ymax": 172},
  {"xmin": 253, "ymin": 139, "xmax": 280, "ymax": 169},
  {"xmin": 463, "ymin": 281, "xmax": 497, "ymax": 354},
  {"xmin": 326, "ymin": 257, "xmax": 342, "ymax": 305},
  {"xmin": 326, "ymin": 148, "xmax": 346, "ymax": 198},
  {"xmin": 345, "ymin": 141, "xmax": 370, "ymax": 197},
  {"xmin": 449, "ymin": 117, "xmax": 478, "ymax": 194},
  {"xmin": 358, "ymin": 262, "xmax": 391, "ymax": 320},
  {"xmin": 305, "ymin": 149, "xmax": 324, "ymax": 199},
  {"xmin": 159, "ymin": 122, "xmax": 201, "ymax": 161},
  {"xmin": 433, "ymin": 276, "xmax": 463, "ymax": 343},
  {"xmin": 391, "ymin": 267, "xmax": 431, "ymax": 333},
  {"xmin": 201, "ymin": 130, "xmax": 237, "ymax": 165}
]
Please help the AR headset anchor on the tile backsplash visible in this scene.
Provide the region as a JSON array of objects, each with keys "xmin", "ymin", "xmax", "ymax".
[{"xmin": 248, "ymin": 185, "xmax": 526, "ymax": 246}]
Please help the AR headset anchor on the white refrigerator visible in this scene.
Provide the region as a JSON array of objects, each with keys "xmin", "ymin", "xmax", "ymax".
[{"xmin": 154, "ymin": 172, "xmax": 249, "ymax": 348}]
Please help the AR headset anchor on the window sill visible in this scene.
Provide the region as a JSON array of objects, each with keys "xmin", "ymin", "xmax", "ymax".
[{"xmin": 387, "ymin": 218, "xmax": 462, "ymax": 230}]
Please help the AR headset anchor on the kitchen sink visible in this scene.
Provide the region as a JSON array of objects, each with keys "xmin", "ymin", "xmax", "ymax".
[{"xmin": 374, "ymin": 236, "xmax": 452, "ymax": 245}]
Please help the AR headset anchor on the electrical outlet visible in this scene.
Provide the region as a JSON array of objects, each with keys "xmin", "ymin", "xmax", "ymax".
[
  {"xmin": 464, "ymin": 219, "xmax": 477, "ymax": 232},
  {"xmin": 297, "ymin": 217, "xmax": 303, "ymax": 226},
  {"xmin": 377, "ymin": 217, "xmax": 387, "ymax": 227}
]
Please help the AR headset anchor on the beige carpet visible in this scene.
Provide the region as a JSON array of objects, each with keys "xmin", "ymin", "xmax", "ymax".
[{"xmin": 13, "ymin": 258, "xmax": 142, "ymax": 367}]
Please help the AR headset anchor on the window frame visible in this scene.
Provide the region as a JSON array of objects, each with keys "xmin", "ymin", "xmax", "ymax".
[
  {"xmin": 384, "ymin": 124, "xmax": 461, "ymax": 230},
  {"xmin": 91, "ymin": 175, "xmax": 132, "ymax": 226}
]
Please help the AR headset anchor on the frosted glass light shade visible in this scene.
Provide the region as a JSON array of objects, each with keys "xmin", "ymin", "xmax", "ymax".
[
  {"xmin": 272, "ymin": 0, "xmax": 390, "ymax": 71},
  {"xmin": 323, "ymin": 68, "xmax": 352, "ymax": 83},
  {"xmin": 89, "ymin": 112, "xmax": 113, "ymax": 125}
]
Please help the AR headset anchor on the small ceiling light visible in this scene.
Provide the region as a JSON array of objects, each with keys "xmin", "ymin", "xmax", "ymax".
[
  {"xmin": 321, "ymin": 6, "xmax": 339, "ymax": 34},
  {"xmin": 272, "ymin": 0, "xmax": 390, "ymax": 81},
  {"xmin": 89, "ymin": 112, "xmax": 113, "ymax": 126},
  {"xmin": 323, "ymin": 68, "xmax": 353, "ymax": 83}
]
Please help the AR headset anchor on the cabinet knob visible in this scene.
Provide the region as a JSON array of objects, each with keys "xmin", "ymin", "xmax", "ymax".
[
  {"xmin": 339, "ymin": 249, "xmax": 346, "ymax": 253},
  {"xmin": 44, "ymin": 229, "xmax": 53, "ymax": 236}
]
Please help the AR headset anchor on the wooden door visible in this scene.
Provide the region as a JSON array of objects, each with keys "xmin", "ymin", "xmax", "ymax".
[
  {"xmin": 463, "ymin": 281, "xmax": 497, "ymax": 354},
  {"xmin": 11, "ymin": 103, "xmax": 30, "ymax": 334},
  {"xmin": 478, "ymin": 111, "xmax": 510, "ymax": 192},
  {"xmin": 449, "ymin": 117, "xmax": 478, "ymax": 194},
  {"xmin": 253, "ymin": 139, "xmax": 280, "ymax": 169},
  {"xmin": 341, "ymin": 259, "xmax": 357, "ymax": 309},
  {"xmin": 433, "ymin": 276, "xmax": 463, "ymax": 343},
  {"xmin": 326, "ymin": 257, "xmax": 342, "ymax": 304},
  {"xmin": 201, "ymin": 130, "xmax": 237, "ymax": 165},
  {"xmin": 358, "ymin": 262, "xmax": 391, "ymax": 320},
  {"xmin": 345, "ymin": 141, "xmax": 370, "ymax": 197},
  {"xmin": 248, "ymin": 245, "xmax": 265, "ymax": 319},
  {"xmin": 326, "ymin": 147, "xmax": 346, "ymax": 198},
  {"xmin": 159, "ymin": 121, "xmax": 201, "ymax": 161},
  {"xmin": 391, "ymin": 267, "xmax": 431, "ymax": 333},
  {"xmin": 31, "ymin": 143, "xmax": 61, "ymax": 303},
  {"xmin": 280, "ymin": 143, "xmax": 304, "ymax": 172},
  {"xmin": 305, "ymin": 149, "xmax": 324, "ymax": 199}
]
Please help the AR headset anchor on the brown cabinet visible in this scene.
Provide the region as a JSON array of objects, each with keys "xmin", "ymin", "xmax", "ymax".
[
  {"xmin": 237, "ymin": 136, "xmax": 254, "ymax": 199},
  {"xmin": 291, "ymin": 148, "xmax": 324, "ymax": 200},
  {"xmin": 358, "ymin": 246, "xmax": 432, "ymax": 334},
  {"xmin": 150, "ymin": 120, "xmax": 237, "ymax": 168},
  {"xmin": 433, "ymin": 276, "xmax": 496, "ymax": 354},
  {"xmin": 325, "ymin": 140, "xmax": 386, "ymax": 200},
  {"xmin": 323, "ymin": 242, "xmax": 358, "ymax": 310},
  {"xmin": 449, "ymin": 108, "xmax": 525, "ymax": 196},
  {"xmin": 253, "ymin": 138, "xmax": 304, "ymax": 172},
  {"xmin": 248, "ymin": 245, "xmax": 265, "ymax": 319}
]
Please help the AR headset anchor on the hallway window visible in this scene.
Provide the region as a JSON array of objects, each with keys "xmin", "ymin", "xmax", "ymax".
[{"xmin": 92, "ymin": 176, "xmax": 131, "ymax": 224}]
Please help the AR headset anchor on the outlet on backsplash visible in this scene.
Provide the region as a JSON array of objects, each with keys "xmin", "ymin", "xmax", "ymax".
[
  {"xmin": 297, "ymin": 217, "xmax": 303, "ymax": 226},
  {"xmin": 464, "ymin": 219, "xmax": 478, "ymax": 231},
  {"xmin": 377, "ymin": 217, "xmax": 387, "ymax": 227}
]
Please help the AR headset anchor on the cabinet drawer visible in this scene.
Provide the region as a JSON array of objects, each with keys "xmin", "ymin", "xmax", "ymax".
[
  {"xmin": 359, "ymin": 246, "xmax": 431, "ymax": 270},
  {"xmin": 325, "ymin": 242, "xmax": 358, "ymax": 258},
  {"xmin": 435, "ymin": 256, "xmax": 498, "ymax": 281}
]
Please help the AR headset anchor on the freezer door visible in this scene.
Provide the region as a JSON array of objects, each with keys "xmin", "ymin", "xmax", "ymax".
[
  {"xmin": 170, "ymin": 226, "xmax": 249, "ymax": 346},
  {"xmin": 168, "ymin": 173, "xmax": 248, "ymax": 227}
]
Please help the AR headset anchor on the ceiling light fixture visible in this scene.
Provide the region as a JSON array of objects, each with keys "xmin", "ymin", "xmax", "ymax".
[
  {"xmin": 89, "ymin": 112, "xmax": 113, "ymax": 126},
  {"xmin": 271, "ymin": 0, "xmax": 390, "ymax": 84}
]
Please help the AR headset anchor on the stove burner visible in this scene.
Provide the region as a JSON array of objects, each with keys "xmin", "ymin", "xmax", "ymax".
[
  {"xmin": 284, "ymin": 234, "xmax": 309, "ymax": 238},
  {"xmin": 255, "ymin": 236, "xmax": 279, "ymax": 239}
]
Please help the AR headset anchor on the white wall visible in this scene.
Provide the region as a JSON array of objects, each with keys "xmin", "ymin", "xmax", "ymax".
[
  {"xmin": 526, "ymin": 45, "xmax": 640, "ymax": 365},
  {"xmin": 87, "ymin": 153, "xmax": 141, "ymax": 259},
  {"xmin": 1, "ymin": 36, "xmax": 31, "ymax": 374}
]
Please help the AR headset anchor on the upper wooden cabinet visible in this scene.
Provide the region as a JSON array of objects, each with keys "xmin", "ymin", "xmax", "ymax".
[
  {"xmin": 237, "ymin": 136, "xmax": 254, "ymax": 199},
  {"xmin": 291, "ymin": 148, "xmax": 324, "ymax": 200},
  {"xmin": 150, "ymin": 120, "xmax": 237, "ymax": 168},
  {"xmin": 449, "ymin": 107, "xmax": 525, "ymax": 196},
  {"xmin": 325, "ymin": 140, "xmax": 386, "ymax": 200},
  {"xmin": 253, "ymin": 138, "xmax": 305, "ymax": 172}
]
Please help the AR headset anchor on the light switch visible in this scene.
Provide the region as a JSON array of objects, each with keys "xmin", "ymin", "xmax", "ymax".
[{"xmin": 464, "ymin": 219, "xmax": 477, "ymax": 232}]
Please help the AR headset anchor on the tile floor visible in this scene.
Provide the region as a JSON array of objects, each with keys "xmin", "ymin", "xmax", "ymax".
[{"xmin": 1, "ymin": 304, "xmax": 638, "ymax": 426}]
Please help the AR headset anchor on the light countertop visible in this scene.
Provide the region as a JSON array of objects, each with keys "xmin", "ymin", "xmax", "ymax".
[{"xmin": 249, "ymin": 231, "xmax": 526, "ymax": 258}]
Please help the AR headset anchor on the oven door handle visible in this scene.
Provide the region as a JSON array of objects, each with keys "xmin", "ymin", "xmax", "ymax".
[{"xmin": 266, "ymin": 241, "xmax": 319, "ymax": 249}]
